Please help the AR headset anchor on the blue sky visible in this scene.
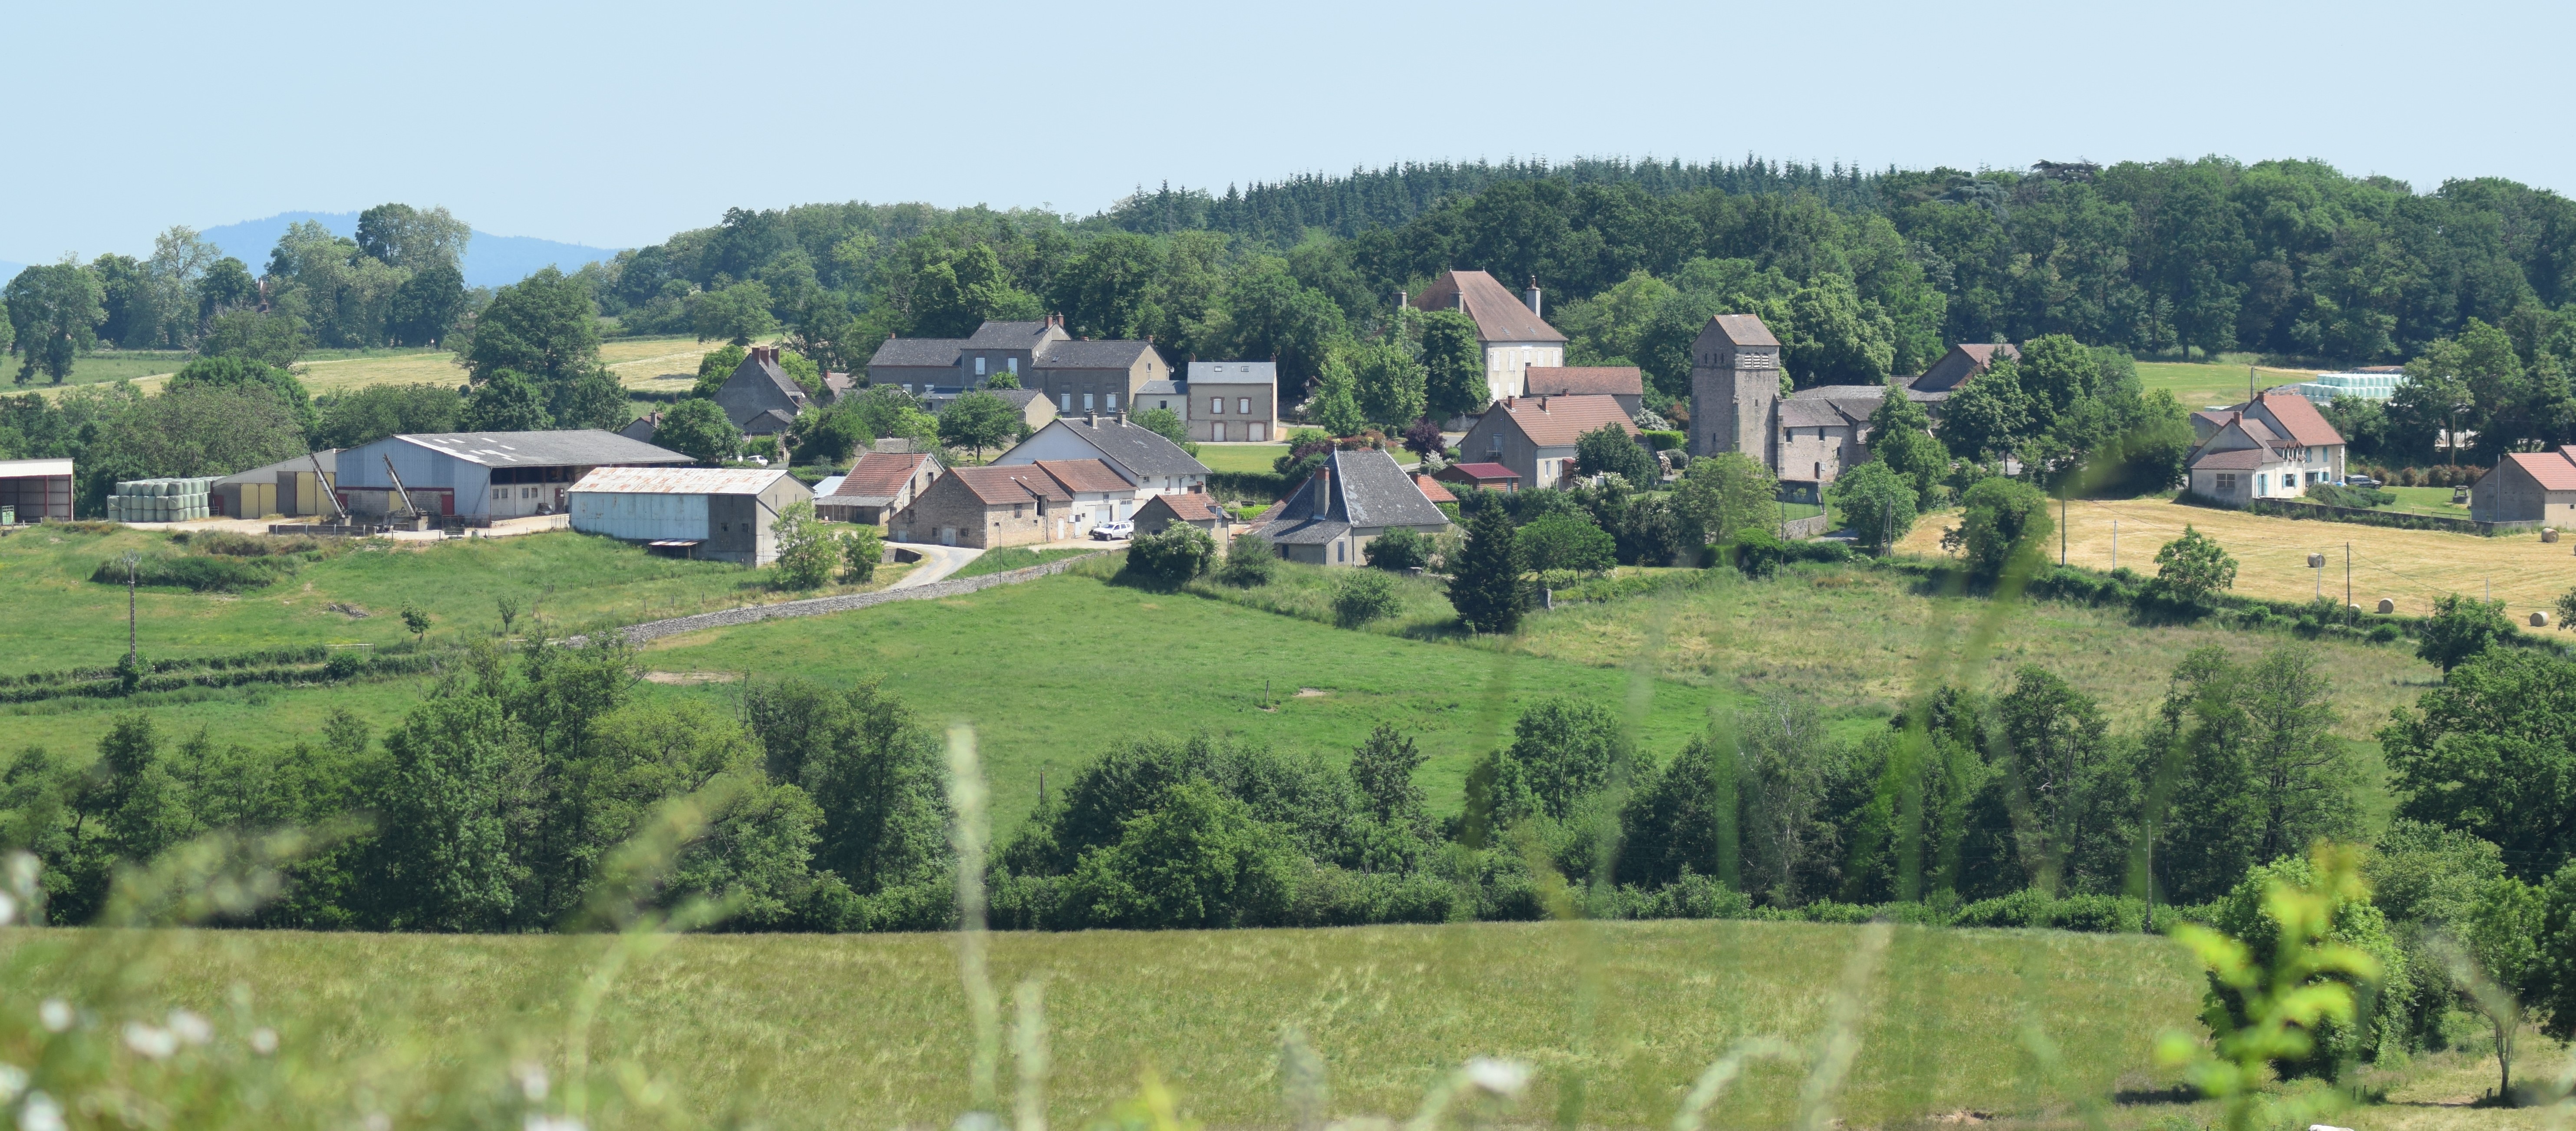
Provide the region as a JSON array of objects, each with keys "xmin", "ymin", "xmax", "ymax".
[{"xmin": 4, "ymin": 0, "xmax": 2565, "ymax": 266}]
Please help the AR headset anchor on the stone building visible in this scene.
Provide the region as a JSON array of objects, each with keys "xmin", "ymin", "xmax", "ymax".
[
  {"xmin": 863, "ymin": 316, "xmax": 1173, "ymax": 416},
  {"xmin": 1456, "ymin": 394, "xmax": 1640, "ymax": 491},
  {"xmin": 714, "ymin": 346, "xmax": 812, "ymax": 436},
  {"xmin": 2470, "ymin": 446, "xmax": 2576, "ymax": 523},
  {"xmin": 1407, "ymin": 270, "xmax": 1566, "ymax": 405}
]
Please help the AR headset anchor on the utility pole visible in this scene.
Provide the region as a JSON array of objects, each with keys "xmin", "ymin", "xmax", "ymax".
[
  {"xmin": 2060, "ymin": 493, "xmax": 2068, "ymax": 566},
  {"xmin": 2344, "ymin": 542, "xmax": 2352, "ymax": 621},
  {"xmin": 2112, "ymin": 520, "xmax": 2118, "ymax": 572}
]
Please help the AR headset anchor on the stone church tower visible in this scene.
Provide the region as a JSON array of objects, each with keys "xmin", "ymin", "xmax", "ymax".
[{"xmin": 1688, "ymin": 314, "xmax": 1782, "ymax": 465}]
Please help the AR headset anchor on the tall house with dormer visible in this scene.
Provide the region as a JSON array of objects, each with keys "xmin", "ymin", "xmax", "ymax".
[
  {"xmin": 1689, "ymin": 314, "xmax": 1783, "ymax": 467},
  {"xmin": 1408, "ymin": 270, "xmax": 1566, "ymax": 406}
]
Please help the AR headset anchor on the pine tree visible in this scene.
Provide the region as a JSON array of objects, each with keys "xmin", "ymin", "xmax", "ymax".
[{"xmin": 1448, "ymin": 506, "xmax": 1523, "ymax": 634}]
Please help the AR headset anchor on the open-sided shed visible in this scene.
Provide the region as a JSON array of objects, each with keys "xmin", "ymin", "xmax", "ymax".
[{"xmin": 0, "ymin": 458, "xmax": 74, "ymax": 523}]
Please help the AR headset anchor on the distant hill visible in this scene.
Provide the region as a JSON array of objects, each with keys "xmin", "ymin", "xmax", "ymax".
[{"xmin": 198, "ymin": 212, "xmax": 622, "ymax": 289}]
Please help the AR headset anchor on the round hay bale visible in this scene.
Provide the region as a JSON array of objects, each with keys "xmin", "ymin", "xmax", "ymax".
[
  {"xmin": 2377, "ymin": 598, "xmax": 2397, "ymax": 615},
  {"xmin": 2534, "ymin": 610, "xmax": 2554, "ymax": 628},
  {"xmin": 2546, "ymin": 528, "xmax": 2561, "ymax": 543}
]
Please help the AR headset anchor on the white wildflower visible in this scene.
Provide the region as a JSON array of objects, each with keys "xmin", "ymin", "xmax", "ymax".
[
  {"xmin": 167, "ymin": 1009, "xmax": 212, "ymax": 1046},
  {"xmin": 3, "ymin": 853, "xmax": 36, "ymax": 900},
  {"xmin": 1463, "ymin": 1057, "xmax": 1530, "ymax": 1098},
  {"xmin": 0, "ymin": 1064, "xmax": 23, "ymax": 1102},
  {"xmin": 249, "ymin": 1028, "xmax": 278, "ymax": 1055},
  {"xmin": 35, "ymin": 1002, "xmax": 69, "ymax": 1034},
  {"xmin": 18, "ymin": 1091, "xmax": 63, "ymax": 1131},
  {"xmin": 122, "ymin": 1022, "xmax": 177, "ymax": 1061},
  {"xmin": 513, "ymin": 1062, "xmax": 549, "ymax": 1103},
  {"xmin": 523, "ymin": 1116, "xmax": 585, "ymax": 1131},
  {"xmin": 950, "ymin": 1114, "xmax": 1003, "ymax": 1131},
  {"xmin": 0, "ymin": 891, "xmax": 16, "ymax": 926},
  {"xmin": 363, "ymin": 1113, "xmax": 391, "ymax": 1131}
]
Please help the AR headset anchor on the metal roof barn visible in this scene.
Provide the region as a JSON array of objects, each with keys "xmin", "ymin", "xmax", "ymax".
[
  {"xmin": 567, "ymin": 466, "xmax": 812, "ymax": 565},
  {"xmin": 0, "ymin": 458, "xmax": 75, "ymax": 523},
  {"xmin": 335, "ymin": 430, "xmax": 690, "ymax": 522}
]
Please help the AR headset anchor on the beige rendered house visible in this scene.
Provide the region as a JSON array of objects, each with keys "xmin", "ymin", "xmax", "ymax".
[
  {"xmin": 1457, "ymin": 394, "xmax": 1641, "ymax": 490},
  {"xmin": 1408, "ymin": 270, "xmax": 1567, "ymax": 406}
]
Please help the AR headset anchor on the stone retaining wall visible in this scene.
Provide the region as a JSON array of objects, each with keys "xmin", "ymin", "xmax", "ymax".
[
  {"xmin": 565, "ymin": 550, "xmax": 1112, "ymax": 647},
  {"xmin": 1782, "ymin": 514, "xmax": 1832, "ymax": 539}
]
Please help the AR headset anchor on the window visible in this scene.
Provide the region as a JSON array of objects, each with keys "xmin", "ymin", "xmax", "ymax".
[
  {"xmin": 1061, "ymin": 393, "xmax": 1072, "ymax": 411},
  {"xmin": 1106, "ymin": 394, "xmax": 1117, "ymax": 410},
  {"xmin": 1210, "ymin": 396, "xmax": 1224, "ymax": 415},
  {"xmin": 1006, "ymin": 358, "xmax": 1017, "ymax": 374},
  {"xmin": 1238, "ymin": 397, "xmax": 1250, "ymax": 414},
  {"xmin": 2216, "ymin": 473, "xmax": 2238, "ymax": 493},
  {"xmin": 975, "ymin": 357, "xmax": 986, "ymax": 376},
  {"xmin": 1489, "ymin": 433, "xmax": 1503, "ymax": 454},
  {"xmin": 1082, "ymin": 393, "xmax": 1095, "ymax": 410}
]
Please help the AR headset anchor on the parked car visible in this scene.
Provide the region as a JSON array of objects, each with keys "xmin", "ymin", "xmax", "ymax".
[
  {"xmin": 2344, "ymin": 475, "xmax": 2379, "ymax": 488},
  {"xmin": 1091, "ymin": 521, "xmax": 1134, "ymax": 541}
]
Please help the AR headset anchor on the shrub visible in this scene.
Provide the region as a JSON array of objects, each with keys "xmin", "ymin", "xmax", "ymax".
[
  {"xmin": 1941, "ymin": 475, "xmax": 2052, "ymax": 579},
  {"xmin": 1217, "ymin": 532, "xmax": 1277, "ymax": 587},
  {"xmin": 1518, "ymin": 512, "xmax": 1614, "ymax": 574},
  {"xmin": 768, "ymin": 499, "xmax": 838, "ymax": 590},
  {"xmin": 1639, "ymin": 429, "xmax": 1685, "ymax": 452},
  {"xmin": 91, "ymin": 554, "xmax": 294, "ymax": 593},
  {"xmin": 1827, "ymin": 460, "xmax": 1917, "ymax": 553},
  {"xmin": 1729, "ymin": 528, "xmax": 1783, "ymax": 579},
  {"xmin": 2368, "ymin": 623, "xmax": 2402, "ymax": 644},
  {"xmin": 2151, "ymin": 525, "xmax": 2237, "ymax": 604},
  {"xmin": 1126, "ymin": 523, "xmax": 1215, "ymax": 584},
  {"xmin": 1331, "ymin": 569, "xmax": 1403, "ymax": 628},
  {"xmin": 839, "ymin": 526, "xmax": 882, "ymax": 583},
  {"xmin": 1362, "ymin": 526, "xmax": 1430, "ymax": 572},
  {"xmin": 2418, "ymin": 592, "xmax": 2512, "ymax": 673}
]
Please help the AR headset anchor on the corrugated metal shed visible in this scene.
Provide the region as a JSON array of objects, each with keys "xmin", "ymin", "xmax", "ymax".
[{"xmin": 569, "ymin": 467, "xmax": 794, "ymax": 495}]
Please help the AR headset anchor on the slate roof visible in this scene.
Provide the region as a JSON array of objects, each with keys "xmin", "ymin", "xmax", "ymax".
[
  {"xmin": 1041, "ymin": 418, "xmax": 1211, "ymax": 478},
  {"xmin": 1778, "ymin": 400, "xmax": 1862, "ymax": 429},
  {"xmin": 1412, "ymin": 270, "xmax": 1567, "ymax": 344},
  {"xmin": 1702, "ymin": 314, "xmax": 1780, "ymax": 348},
  {"xmin": 945, "ymin": 465, "xmax": 1071, "ymax": 506},
  {"xmin": 965, "ymin": 321, "xmax": 1064, "ymax": 350},
  {"xmin": 1037, "ymin": 339, "xmax": 1154, "ymax": 369},
  {"xmin": 1523, "ymin": 366, "xmax": 1642, "ymax": 398},
  {"xmin": 828, "ymin": 452, "xmax": 938, "ymax": 502},
  {"xmin": 2250, "ymin": 390, "xmax": 2345, "ymax": 448},
  {"xmin": 994, "ymin": 389, "xmax": 1048, "ymax": 410},
  {"xmin": 2504, "ymin": 449, "xmax": 2576, "ymax": 491},
  {"xmin": 868, "ymin": 337, "xmax": 966, "ymax": 367},
  {"xmin": 396, "ymin": 430, "xmax": 691, "ymax": 467},
  {"xmin": 569, "ymin": 467, "xmax": 800, "ymax": 496},
  {"xmin": 1187, "ymin": 361, "xmax": 1276, "ymax": 385},
  {"xmin": 1269, "ymin": 448, "xmax": 1448, "ymax": 544},
  {"xmin": 1032, "ymin": 459, "xmax": 1132, "ymax": 494},
  {"xmin": 1487, "ymin": 394, "xmax": 1639, "ymax": 447},
  {"xmin": 732, "ymin": 351, "xmax": 805, "ymax": 402}
]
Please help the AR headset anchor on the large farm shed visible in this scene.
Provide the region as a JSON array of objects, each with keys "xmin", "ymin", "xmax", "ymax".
[
  {"xmin": 335, "ymin": 431, "xmax": 690, "ymax": 522},
  {"xmin": 0, "ymin": 459, "xmax": 74, "ymax": 523},
  {"xmin": 567, "ymin": 466, "xmax": 812, "ymax": 564},
  {"xmin": 213, "ymin": 451, "xmax": 338, "ymax": 519}
]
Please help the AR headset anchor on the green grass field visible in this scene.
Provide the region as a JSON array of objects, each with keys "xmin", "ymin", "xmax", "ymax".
[
  {"xmin": 9, "ymin": 350, "xmax": 196, "ymax": 391},
  {"xmin": 0, "ymin": 918, "xmax": 2216, "ymax": 1129},
  {"xmin": 2135, "ymin": 360, "xmax": 2318, "ymax": 410},
  {"xmin": 1194, "ymin": 443, "xmax": 1290, "ymax": 474},
  {"xmin": 948, "ymin": 546, "xmax": 1099, "ymax": 579}
]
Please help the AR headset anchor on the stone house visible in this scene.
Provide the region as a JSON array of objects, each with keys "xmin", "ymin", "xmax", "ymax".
[
  {"xmin": 1133, "ymin": 491, "xmax": 1227, "ymax": 536},
  {"xmin": 1908, "ymin": 343, "xmax": 2021, "ymax": 416},
  {"xmin": 817, "ymin": 448, "xmax": 943, "ymax": 524},
  {"xmin": 1689, "ymin": 312, "xmax": 1971, "ymax": 488},
  {"xmin": 1457, "ymin": 394, "xmax": 1640, "ymax": 491},
  {"xmin": 1523, "ymin": 366, "xmax": 1645, "ymax": 419},
  {"xmin": 1408, "ymin": 270, "xmax": 1566, "ymax": 406},
  {"xmin": 715, "ymin": 346, "xmax": 812, "ymax": 436},
  {"xmin": 1256, "ymin": 448, "xmax": 1450, "ymax": 566},
  {"xmin": 887, "ymin": 465, "xmax": 1069, "ymax": 549},
  {"xmin": 1689, "ymin": 314, "xmax": 1784, "ymax": 467},
  {"xmin": 1183, "ymin": 361, "xmax": 1279, "ymax": 443},
  {"xmin": 863, "ymin": 316, "xmax": 1173, "ymax": 416},
  {"xmin": 1022, "ymin": 458, "xmax": 1136, "ymax": 540},
  {"xmin": 2468, "ymin": 446, "xmax": 2576, "ymax": 523},
  {"xmin": 991, "ymin": 415, "xmax": 1210, "ymax": 504}
]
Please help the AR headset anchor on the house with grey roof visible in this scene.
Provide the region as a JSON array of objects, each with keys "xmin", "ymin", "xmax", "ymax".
[
  {"xmin": 991, "ymin": 415, "xmax": 1211, "ymax": 506},
  {"xmin": 1255, "ymin": 448, "xmax": 1451, "ymax": 566},
  {"xmin": 864, "ymin": 315, "xmax": 1174, "ymax": 415},
  {"xmin": 1408, "ymin": 270, "xmax": 1567, "ymax": 407},
  {"xmin": 1183, "ymin": 361, "xmax": 1278, "ymax": 442},
  {"xmin": 715, "ymin": 346, "xmax": 812, "ymax": 436},
  {"xmin": 1691, "ymin": 313, "xmax": 1969, "ymax": 493}
]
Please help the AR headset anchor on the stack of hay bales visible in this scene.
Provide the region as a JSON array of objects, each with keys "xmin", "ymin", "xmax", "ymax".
[{"xmin": 107, "ymin": 477, "xmax": 218, "ymax": 523}]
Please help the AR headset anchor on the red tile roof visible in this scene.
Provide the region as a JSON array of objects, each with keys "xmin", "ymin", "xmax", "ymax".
[
  {"xmin": 2252, "ymin": 391, "xmax": 2345, "ymax": 449},
  {"xmin": 1444, "ymin": 462, "xmax": 1520, "ymax": 483},
  {"xmin": 1413, "ymin": 474, "xmax": 1456, "ymax": 503},
  {"xmin": 2506, "ymin": 449, "xmax": 2576, "ymax": 492},
  {"xmin": 1030, "ymin": 458, "xmax": 1131, "ymax": 494},
  {"xmin": 1524, "ymin": 366, "xmax": 1643, "ymax": 398},
  {"xmin": 829, "ymin": 451, "xmax": 935, "ymax": 499},
  {"xmin": 946, "ymin": 465, "xmax": 1070, "ymax": 506},
  {"xmin": 1490, "ymin": 394, "xmax": 1639, "ymax": 447}
]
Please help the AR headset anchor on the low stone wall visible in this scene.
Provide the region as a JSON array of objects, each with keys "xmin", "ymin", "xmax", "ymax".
[
  {"xmin": 1782, "ymin": 514, "xmax": 1832, "ymax": 540},
  {"xmin": 566, "ymin": 549, "xmax": 1112, "ymax": 647}
]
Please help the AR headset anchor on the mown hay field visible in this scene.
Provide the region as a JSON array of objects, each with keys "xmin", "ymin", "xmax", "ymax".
[
  {"xmin": 0, "ymin": 919, "xmax": 2210, "ymax": 1129},
  {"xmin": 34, "ymin": 337, "xmax": 728, "ymax": 401},
  {"xmin": 1894, "ymin": 496, "xmax": 2576, "ymax": 617}
]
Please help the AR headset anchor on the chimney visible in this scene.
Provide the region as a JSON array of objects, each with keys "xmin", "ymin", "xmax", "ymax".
[
  {"xmin": 1454, "ymin": 291, "xmax": 1467, "ymax": 312},
  {"xmin": 1397, "ymin": 290, "xmax": 1407, "ymax": 311},
  {"xmin": 1315, "ymin": 465, "xmax": 1330, "ymax": 515},
  {"xmin": 1525, "ymin": 276, "xmax": 1542, "ymax": 317}
]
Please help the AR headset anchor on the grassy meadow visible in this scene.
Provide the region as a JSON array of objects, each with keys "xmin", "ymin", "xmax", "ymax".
[
  {"xmin": 1893, "ymin": 496, "xmax": 2576, "ymax": 617},
  {"xmin": 26, "ymin": 336, "xmax": 729, "ymax": 402},
  {"xmin": 1194, "ymin": 443, "xmax": 1291, "ymax": 474},
  {"xmin": 2134, "ymin": 359, "xmax": 2318, "ymax": 409},
  {"xmin": 0, "ymin": 918, "xmax": 2218, "ymax": 1129}
]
